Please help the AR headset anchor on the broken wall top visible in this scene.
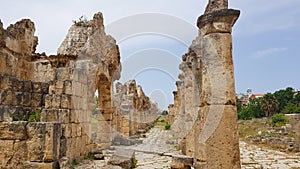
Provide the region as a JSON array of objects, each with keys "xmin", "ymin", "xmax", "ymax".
[
  {"xmin": 57, "ymin": 12, "xmax": 121, "ymax": 80},
  {"xmin": 0, "ymin": 19, "xmax": 38, "ymax": 55}
]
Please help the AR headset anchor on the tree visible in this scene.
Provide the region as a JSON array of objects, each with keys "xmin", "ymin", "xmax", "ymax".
[
  {"xmin": 293, "ymin": 92, "xmax": 300, "ymax": 106},
  {"xmin": 260, "ymin": 93, "xmax": 279, "ymax": 117},
  {"xmin": 274, "ymin": 87, "xmax": 295, "ymax": 112},
  {"xmin": 236, "ymin": 97, "xmax": 243, "ymax": 113},
  {"xmin": 237, "ymin": 98, "xmax": 264, "ymax": 120},
  {"xmin": 281, "ymin": 102, "xmax": 300, "ymax": 114}
]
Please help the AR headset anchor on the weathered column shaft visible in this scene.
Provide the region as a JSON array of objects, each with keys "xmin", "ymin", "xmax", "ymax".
[{"xmin": 193, "ymin": 5, "xmax": 241, "ymax": 169}]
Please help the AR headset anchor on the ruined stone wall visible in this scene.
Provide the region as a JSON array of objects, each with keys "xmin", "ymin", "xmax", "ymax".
[
  {"xmin": 170, "ymin": 0, "xmax": 241, "ymax": 168},
  {"xmin": 0, "ymin": 12, "xmax": 121, "ymax": 168},
  {"xmin": 113, "ymin": 80, "xmax": 158, "ymax": 137}
]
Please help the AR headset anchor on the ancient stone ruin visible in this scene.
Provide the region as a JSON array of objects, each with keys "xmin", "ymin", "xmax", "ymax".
[
  {"xmin": 114, "ymin": 80, "xmax": 158, "ymax": 137},
  {"xmin": 0, "ymin": 0, "xmax": 242, "ymax": 168},
  {"xmin": 168, "ymin": 0, "xmax": 241, "ymax": 168},
  {"xmin": 0, "ymin": 12, "xmax": 157, "ymax": 168}
]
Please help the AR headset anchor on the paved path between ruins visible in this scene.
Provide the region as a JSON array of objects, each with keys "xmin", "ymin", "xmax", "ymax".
[{"xmin": 76, "ymin": 125, "xmax": 300, "ymax": 169}]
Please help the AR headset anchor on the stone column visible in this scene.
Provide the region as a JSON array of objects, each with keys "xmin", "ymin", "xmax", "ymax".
[{"xmin": 193, "ymin": 1, "xmax": 241, "ymax": 168}]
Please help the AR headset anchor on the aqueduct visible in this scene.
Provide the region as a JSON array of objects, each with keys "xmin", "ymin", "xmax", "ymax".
[{"xmin": 0, "ymin": 0, "xmax": 240, "ymax": 168}]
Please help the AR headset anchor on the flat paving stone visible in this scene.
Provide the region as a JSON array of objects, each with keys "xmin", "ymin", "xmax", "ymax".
[{"xmin": 75, "ymin": 125, "xmax": 300, "ymax": 169}]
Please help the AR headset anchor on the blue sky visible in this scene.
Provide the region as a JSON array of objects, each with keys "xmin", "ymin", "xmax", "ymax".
[{"xmin": 0, "ymin": 0, "xmax": 299, "ymax": 109}]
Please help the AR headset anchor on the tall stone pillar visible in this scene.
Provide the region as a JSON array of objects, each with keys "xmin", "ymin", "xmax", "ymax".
[{"xmin": 193, "ymin": 0, "xmax": 241, "ymax": 168}]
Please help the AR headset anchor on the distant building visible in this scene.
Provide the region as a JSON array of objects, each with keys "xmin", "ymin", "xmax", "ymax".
[
  {"xmin": 249, "ymin": 94, "xmax": 265, "ymax": 100},
  {"xmin": 236, "ymin": 93, "xmax": 248, "ymax": 106}
]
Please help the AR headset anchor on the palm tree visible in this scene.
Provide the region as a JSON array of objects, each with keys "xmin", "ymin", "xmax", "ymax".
[{"xmin": 260, "ymin": 93, "xmax": 279, "ymax": 117}]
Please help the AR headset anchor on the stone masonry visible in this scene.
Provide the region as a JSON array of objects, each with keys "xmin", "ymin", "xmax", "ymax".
[
  {"xmin": 0, "ymin": 1, "xmax": 242, "ymax": 168},
  {"xmin": 113, "ymin": 80, "xmax": 158, "ymax": 137},
  {"xmin": 168, "ymin": 0, "xmax": 241, "ymax": 168},
  {"xmin": 0, "ymin": 12, "xmax": 121, "ymax": 168}
]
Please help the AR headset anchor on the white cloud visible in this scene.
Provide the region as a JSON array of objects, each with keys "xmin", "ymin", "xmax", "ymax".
[
  {"xmin": 254, "ymin": 47, "xmax": 287, "ymax": 58},
  {"xmin": 232, "ymin": 0, "xmax": 300, "ymax": 37}
]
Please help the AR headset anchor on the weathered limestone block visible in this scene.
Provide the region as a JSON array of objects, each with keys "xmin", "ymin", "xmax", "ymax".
[
  {"xmin": 0, "ymin": 140, "xmax": 14, "ymax": 167},
  {"xmin": 171, "ymin": 0, "xmax": 241, "ymax": 168},
  {"xmin": 22, "ymin": 92, "xmax": 32, "ymax": 107},
  {"xmin": 11, "ymin": 77, "xmax": 24, "ymax": 92},
  {"xmin": 0, "ymin": 140, "xmax": 28, "ymax": 169},
  {"xmin": 199, "ymin": 33, "xmax": 237, "ymax": 106},
  {"xmin": 0, "ymin": 122, "xmax": 27, "ymax": 140},
  {"xmin": 24, "ymin": 80, "xmax": 33, "ymax": 93},
  {"xmin": 60, "ymin": 94, "xmax": 72, "ymax": 109},
  {"xmin": 58, "ymin": 109, "xmax": 70, "ymax": 123},
  {"xmin": 23, "ymin": 162, "xmax": 59, "ymax": 169},
  {"xmin": 205, "ymin": 0, "xmax": 228, "ymax": 14},
  {"xmin": 1, "ymin": 90, "xmax": 13, "ymax": 106},
  {"xmin": 108, "ymin": 148, "xmax": 135, "ymax": 169},
  {"xmin": 41, "ymin": 109, "xmax": 59, "ymax": 122},
  {"xmin": 0, "ymin": 20, "xmax": 5, "ymax": 47},
  {"xmin": 113, "ymin": 80, "xmax": 158, "ymax": 137},
  {"xmin": 193, "ymin": 105, "xmax": 240, "ymax": 168},
  {"xmin": 58, "ymin": 157, "xmax": 73, "ymax": 169},
  {"xmin": 4, "ymin": 19, "xmax": 38, "ymax": 55},
  {"xmin": 26, "ymin": 122, "xmax": 61, "ymax": 162},
  {"xmin": 31, "ymin": 93, "xmax": 43, "ymax": 107},
  {"xmin": 171, "ymin": 155, "xmax": 194, "ymax": 169}
]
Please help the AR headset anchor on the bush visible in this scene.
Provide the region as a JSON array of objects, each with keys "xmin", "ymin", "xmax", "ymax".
[
  {"xmin": 165, "ymin": 123, "xmax": 171, "ymax": 130},
  {"xmin": 271, "ymin": 113, "xmax": 289, "ymax": 127}
]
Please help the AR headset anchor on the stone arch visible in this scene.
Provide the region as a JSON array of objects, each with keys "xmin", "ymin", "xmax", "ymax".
[
  {"xmin": 94, "ymin": 73, "xmax": 115, "ymax": 148},
  {"xmin": 97, "ymin": 74, "xmax": 112, "ymax": 109}
]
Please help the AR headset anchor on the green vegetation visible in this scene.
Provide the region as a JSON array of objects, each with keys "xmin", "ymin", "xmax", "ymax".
[
  {"xmin": 72, "ymin": 15, "xmax": 88, "ymax": 26},
  {"xmin": 28, "ymin": 110, "xmax": 41, "ymax": 122},
  {"xmin": 13, "ymin": 114, "xmax": 27, "ymax": 121},
  {"xmin": 132, "ymin": 157, "xmax": 138, "ymax": 168},
  {"xmin": 164, "ymin": 123, "xmax": 171, "ymax": 130},
  {"xmin": 72, "ymin": 159, "xmax": 79, "ymax": 167},
  {"xmin": 281, "ymin": 102, "xmax": 300, "ymax": 114},
  {"xmin": 237, "ymin": 87, "xmax": 300, "ymax": 120},
  {"xmin": 13, "ymin": 110, "xmax": 41, "ymax": 122},
  {"xmin": 161, "ymin": 110, "xmax": 168, "ymax": 116},
  {"xmin": 260, "ymin": 93, "xmax": 279, "ymax": 117},
  {"xmin": 237, "ymin": 98, "xmax": 264, "ymax": 120},
  {"xmin": 159, "ymin": 119, "xmax": 165, "ymax": 123},
  {"xmin": 271, "ymin": 113, "xmax": 289, "ymax": 127},
  {"xmin": 84, "ymin": 152, "xmax": 94, "ymax": 160}
]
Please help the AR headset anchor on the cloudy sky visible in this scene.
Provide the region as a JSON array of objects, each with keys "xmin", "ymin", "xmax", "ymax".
[{"xmin": 0, "ymin": 0, "xmax": 299, "ymax": 109}]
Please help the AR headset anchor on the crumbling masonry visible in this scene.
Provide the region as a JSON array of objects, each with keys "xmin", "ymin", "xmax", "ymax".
[
  {"xmin": 168, "ymin": 0, "xmax": 241, "ymax": 168},
  {"xmin": 0, "ymin": 12, "xmax": 157, "ymax": 168},
  {"xmin": 1, "ymin": 0, "xmax": 242, "ymax": 168},
  {"xmin": 114, "ymin": 80, "xmax": 158, "ymax": 137}
]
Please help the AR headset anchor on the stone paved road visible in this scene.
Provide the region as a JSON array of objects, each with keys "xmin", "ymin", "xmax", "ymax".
[
  {"xmin": 76, "ymin": 125, "xmax": 300, "ymax": 169},
  {"xmin": 120, "ymin": 126, "xmax": 180, "ymax": 169},
  {"xmin": 240, "ymin": 141, "xmax": 300, "ymax": 169}
]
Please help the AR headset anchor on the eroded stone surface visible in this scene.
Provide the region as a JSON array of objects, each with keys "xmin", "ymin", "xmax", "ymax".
[
  {"xmin": 0, "ymin": 11, "xmax": 122, "ymax": 169},
  {"xmin": 108, "ymin": 148, "xmax": 135, "ymax": 169},
  {"xmin": 113, "ymin": 80, "xmax": 158, "ymax": 137},
  {"xmin": 168, "ymin": 0, "xmax": 241, "ymax": 168}
]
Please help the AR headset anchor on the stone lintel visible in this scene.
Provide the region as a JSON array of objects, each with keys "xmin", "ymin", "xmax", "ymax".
[{"xmin": 197, "ymin": 9, "xmax": 240, "ymax": 35}]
